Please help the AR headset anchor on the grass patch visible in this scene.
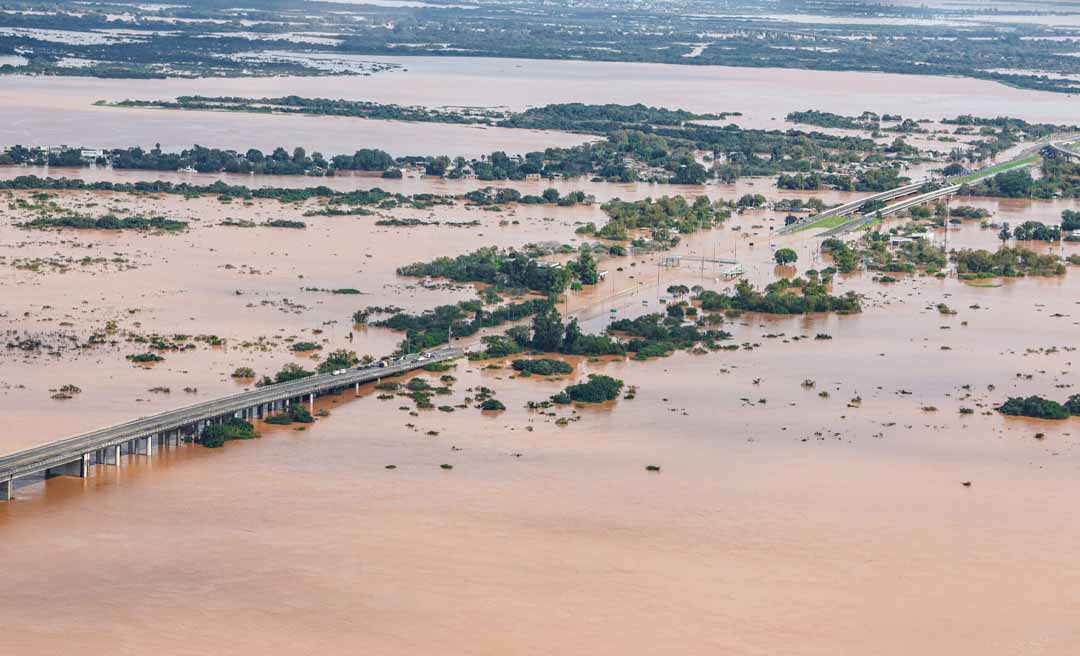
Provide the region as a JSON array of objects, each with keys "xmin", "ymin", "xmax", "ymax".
[{"xmin": 949, "ymin": 155, "xmax": 1040, "ymax": 185}]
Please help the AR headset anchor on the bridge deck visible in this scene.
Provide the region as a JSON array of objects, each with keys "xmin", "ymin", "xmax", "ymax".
[{"xmin": 0, "ymin": 348, "xmax": 462, "ymax": 490}]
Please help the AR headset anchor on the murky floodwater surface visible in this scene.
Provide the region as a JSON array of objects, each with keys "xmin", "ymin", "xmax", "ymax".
[{"xmin": 1, "ymin": 57, "xmax": 1079, "ymax": 655}]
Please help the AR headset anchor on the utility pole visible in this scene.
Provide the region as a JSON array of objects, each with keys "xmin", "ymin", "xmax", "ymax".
[
  {"xmin": 944, "ymin": 199, "xmax": 950, "ymax": 253},
  {"xmin": 656, "ymin": 258, "xmax": 661, "ymax": 301}
]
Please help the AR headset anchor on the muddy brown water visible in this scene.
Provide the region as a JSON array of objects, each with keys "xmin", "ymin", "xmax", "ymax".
[
  {"xmin": 2, "ymin": 56, "xmax": 1080, "ymax": 156},
  {"xmin": 1, "ymin": 63, "xmax": 1080, "ymax": 653}
]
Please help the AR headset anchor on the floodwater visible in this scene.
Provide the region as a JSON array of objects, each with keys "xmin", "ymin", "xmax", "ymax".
[
  {"xmin": 1, "ymin": 55, "xmax": 1079, "ymax": 158},
  {"xmin": 2, "ymin": 61, "xmax": 1080, "ymax": 654},
  {"xmin": 1, "ymin": 174, "xmax": 1079, "ymax": 654}
]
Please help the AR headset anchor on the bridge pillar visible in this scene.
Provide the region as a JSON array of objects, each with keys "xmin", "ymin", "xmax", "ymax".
[
  {"xmin": 1, "ymin": 478, "xmax": 13, "ymax": 501},
  {"xmin": 355, "ymin": 382, "xmax": 360, "ymax": 396},
  {"xmin": 45, "ymin": 453, "xmax": 89, "ymax": 478},
  {"xmin": 135, "ymin": 435, "xmax": 153, "ymax": 456},
  {"xmin": 309, "ymin": 393, "xmax": 314, "ymax": 413},
  {"xmin": 103, "ymin": 445, "xmax": 121, "ymax": 466}
]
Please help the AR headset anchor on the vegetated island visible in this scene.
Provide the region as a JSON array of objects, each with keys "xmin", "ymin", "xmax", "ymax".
[{"xmin": 997, "ymin": 395, "xmax": 1080, "ymax": 420}]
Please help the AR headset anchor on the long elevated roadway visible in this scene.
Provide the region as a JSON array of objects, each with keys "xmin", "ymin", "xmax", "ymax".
[
  {"xmin": 818, "ymin": 184, "xmax": 963, "ymax": 237},
  {"xmin": 0, "ymin": 347, "xmax": 463, "ymax": 501},
  {"xmin": 780, "ymin": 134, "xmax": 1080, "ymax": 237},
  {"xmin": 1045, "ymin": 140, "xmax": 1080, "ymax": 161}
]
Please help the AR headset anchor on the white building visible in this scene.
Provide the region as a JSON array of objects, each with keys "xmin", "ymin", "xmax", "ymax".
[{"xmin": 80, "ymin": 148, "xmax": 105, "ymax": 162}]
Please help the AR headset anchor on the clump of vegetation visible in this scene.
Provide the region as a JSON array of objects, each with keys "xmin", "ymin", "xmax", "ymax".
[
  {"xmin": 405, "ymin": 378, "xmax": 433, "ymax": 392},
  {"xmin": 953, "ymin": 246, "xmax": 1066, "ymax": 278},
  {"xmin": 696, "ymin": 278, "xmax": 860, "ymax": 315},
  {"xmin": 997, "ymin": 395, "xmax": 1072, "ymax": 420},
  {"xmin": 608, "ymin": 313, "xmax": 732, "ymax": 359},
  {"xmin": 272, "ymin": 363, "xmax": 314, "ymax": 383},
  {"xmin": 397, "ymin": 246, "xmax": 573, "ymax": 294},
  {"xmin": 773, "ymin": 247, "xmax": 798, "ymax": 265},
  {"xmin": 511, "ymin": 358, "xmax": 574, "ymax": 376},
  {"xmin": 598, "ymin": 196, "xmax": 728, "ymax": 246},
  {"xmin": 857, "ymin": 232, "xmax": 947, "ymax": 273},
  {"xmin": 290, "ymin": 341, "xmax": 321, "ymax": 352},
  {"xmin": 19, "ymin": 214, "xmax": 188, "ymax": 232},
  {"xmin": 1011, "ymin": 221, "xmax": 1062, "ymax": 242},
  {"xmin": 556, "ymin": 374, "xmax": 625, "ymax": 404},
  {"xmin": 263, "ymin": 219, "xmax": 306, "ymax": 229},
  {"xmin": 126, "ymin": 352, "xmax": 165, "ymax": 363},
  {"xmin": 200, "ymin": 418, "xmax": 257, "ymax": 448},
  {"xmin": 264, "ymin": 404, "xmax": 316, "ymax": 425},
  {"xmin": 373, "ymin": 298, "xmax": 550, "ymax": 352},
  {"xmin": 480, "ymin": 398, "xmax": 506, "ymax": 411},
  {"xmin": 351, "ymin": 305, "xmax": 404, "ymax": 324},
  {"xmin": 231, "ymin": 367, "xmax": 256, "ymax": 378},
  {"xmin": 316, "ymin": 348, "xmax": 358, "ymax": 373}
]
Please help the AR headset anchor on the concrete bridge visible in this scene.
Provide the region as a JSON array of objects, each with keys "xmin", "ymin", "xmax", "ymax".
[
  {"xmin": 817, "ymin": 184, "xmax": 963, "ymax": 237},
  {"xmin": 1043, "ymin": 141, "xmax": 1080, "ymax": 162},
  {"xmin": 778, "ymin": 180, "xmax": 930, "ymax": 235},
  {"xmin": 0, "ymin": 347, "xmax": 463, "ymax": 501},
  {"xmin": 780, "ymin": 133, "xmax": 1080, "ymax": 236}
]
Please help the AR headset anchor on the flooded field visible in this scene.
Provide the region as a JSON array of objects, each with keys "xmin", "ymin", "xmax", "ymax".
[
  {"xmin": 2, "ymin": 60, "xmax": 1080, "ymax": 654},
  {"xmin": 1, "ymin": 56, "xmax": 1079, "ymax": 157}
]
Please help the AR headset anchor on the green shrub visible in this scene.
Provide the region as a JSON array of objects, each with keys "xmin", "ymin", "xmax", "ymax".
[
  {"xmin": 561, "ymin": 374, "xmax": 624, "ymax": 403},
  {"xmin": 997, "ymin": 396, "xmax": 1070, "ymax": 420},
  {"xmin": 200, "ymin": 417, "xmax": 257, "ymax": 448},
  {"xmin": 511, "ymin": 358, "xmax": 573, "ymax": 376},
  {"xmin": 480, "ymin": 398, "xmax": 506, "ymax": 411},
  {"xmin": 265, "ymin": 404, "xmax": 315, "ymax": 424},
  {"xmin": 126, "ymin": 352, "xmax": 164, "ymax": 363}
]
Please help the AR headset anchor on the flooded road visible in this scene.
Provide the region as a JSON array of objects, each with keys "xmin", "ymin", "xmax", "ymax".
[{"xmin": 1, "ymin": 60, "xmax": 1080, "ymax": 654}]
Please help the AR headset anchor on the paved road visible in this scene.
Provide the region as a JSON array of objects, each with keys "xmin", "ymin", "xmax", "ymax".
[
  {"xmin": 781, "ymin": 134, "xmax": 1080, "ymax": 237},
  {"xmin": 1047, "ymin": 141, "xmax": 1080, "ymax": 160},
  {"xmin": 777, "ymin": 180, "xmax": 928, "ymax": 235},
  {"xmin": 819, "ymin": 184, "xmax": 963, "ymax": 237},
  {"xmin": 0, "ymin": 347, "xmax": 463, "ymax": 485}
]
